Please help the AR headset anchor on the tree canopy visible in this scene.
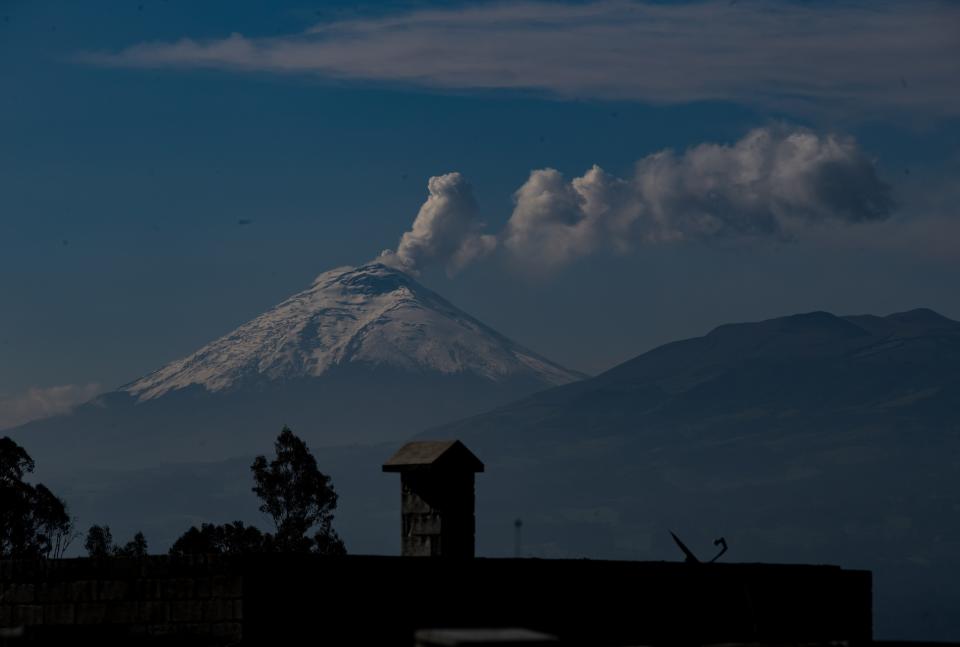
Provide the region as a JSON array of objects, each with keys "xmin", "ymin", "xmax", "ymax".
[
  {"xmin": 0, "ymin": 436, "xmax": 74, "ymax": 558},
  {"xmin": 84, "ymin": 524, "xmax": 113, "ymax": 558},
  {"xmin": 170, "ymin": 426, "xmax": 345, "ymax": 556},
  {"xmin": 169, "ymin": 521, "xmax": 274, "ymax": 556},
  {"xmin": 114, "ymin": 531, "xmax": 149, "ymax": 558},
  {"xmin": 251, "ymin": 426, "xmax": 345, "ymax": 554}
]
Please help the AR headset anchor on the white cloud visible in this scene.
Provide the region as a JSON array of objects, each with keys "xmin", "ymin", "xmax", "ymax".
[
  {"xmin": 380, "ymin": 172, "xmax": 496, "ymax": 275},
  {"xmin": 81, "ymin": 1, "xmax": 960, "ymax": 116},
  {"xmin": 501, "ymin": 127, "xmax": 895, "ymax": 271},
  {"xmin": 503, "ymin": 166, "xmax": 635, "ymax": 271},
  {"xmin": 383, "ymin": 127, "xmax": 894, "ymax": 274},
  {"xmin": 0, "ymin": 383, "xmax": 102, "ymax": 431}
]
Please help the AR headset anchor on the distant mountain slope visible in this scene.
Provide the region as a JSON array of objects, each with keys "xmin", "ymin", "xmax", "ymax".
[
  {"xmin": 8, "ymin": 263, "xmax": 582, "ymax": 469},
  {"xmin": 424, "ymin": 309, "xmax": 960, "ymax": 639},
  {"xmin": 435, "ymin": 308, "xmax": 960, "ymax": 448}
]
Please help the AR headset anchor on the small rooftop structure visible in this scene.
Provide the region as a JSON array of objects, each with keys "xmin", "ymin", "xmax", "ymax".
[
  {"xmin": 383, "ymin": 440, "xmax": 484, "ymax": 557},
  {"xmin": 383, "ymin": 440, "xmax": 485, "ymax": 473}
]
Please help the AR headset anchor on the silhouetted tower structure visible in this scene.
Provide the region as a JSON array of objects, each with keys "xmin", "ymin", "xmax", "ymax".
[{"xmin": 383, "ymin": 440, "xmax": 484, "ymax": 557}]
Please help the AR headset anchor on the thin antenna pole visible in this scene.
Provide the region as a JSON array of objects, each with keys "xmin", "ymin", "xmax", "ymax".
[{"xmin": 513, "ymin": 518, "xmax": 523, "ymax": 558}]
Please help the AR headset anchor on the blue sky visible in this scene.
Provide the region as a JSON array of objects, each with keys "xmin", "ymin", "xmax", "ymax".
[{"xmin": 1, "ymin": 0, "xmax": 959, "ymax": 427}]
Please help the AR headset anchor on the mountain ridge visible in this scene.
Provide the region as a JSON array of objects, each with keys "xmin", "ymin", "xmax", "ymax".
[{"xmin": 426, "ymin": 307, "xmax": 960, "ymax": 445}]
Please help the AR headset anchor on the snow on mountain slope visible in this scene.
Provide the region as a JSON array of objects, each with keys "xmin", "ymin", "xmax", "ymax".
[{"xmin": 124, "ymin": 263, "xmax": 581, "ymax": 401}]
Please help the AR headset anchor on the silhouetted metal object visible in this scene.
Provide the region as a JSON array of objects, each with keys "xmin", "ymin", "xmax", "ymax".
[
  {"xmin": 670, "ymin": 531, "xmax": 701, "ymax": 563},
  {"xmin": 383, "ymin": 440, "xmax": 484, "ymax": 557},
  {"xmin": 670, "ymin": 531, "xmax": 729, "ymax": 564},
  {"xmin": 710, "ymin": 537, "xmax": 728, "ymax": 563}
]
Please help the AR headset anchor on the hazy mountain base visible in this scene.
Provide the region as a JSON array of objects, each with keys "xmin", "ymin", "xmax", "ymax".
[
  {"xmin": 37, "ymin": 420, "xmax": 960, "ymax": 641},
  {"xmin": 9, "ymin": 364, "xmax": 555, "ymax": 471}
]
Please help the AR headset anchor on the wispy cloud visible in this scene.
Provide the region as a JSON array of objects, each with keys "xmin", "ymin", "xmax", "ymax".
[
  {"xmin": 0, "ymin": 383, "xmax": 102, "ymax": 431},
  {"xmin": 80, "ymin": 0, "xmax": 960, "ymax": 115}
]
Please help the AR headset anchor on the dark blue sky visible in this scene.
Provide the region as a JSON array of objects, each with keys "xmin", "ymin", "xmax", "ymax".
[{"xmin": 2, "ymin": 0, "xmax": 958, "ymax": 427}]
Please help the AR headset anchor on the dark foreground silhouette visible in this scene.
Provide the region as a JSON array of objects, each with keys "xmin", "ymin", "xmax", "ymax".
[{"xmin": 0, "ymin": 553, "xmax": 871, "ymax": 646}]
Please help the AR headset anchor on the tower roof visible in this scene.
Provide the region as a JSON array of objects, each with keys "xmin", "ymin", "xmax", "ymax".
[{"xmin": 382, "ymin": 440, "xmax": 484, "ymax": 473}]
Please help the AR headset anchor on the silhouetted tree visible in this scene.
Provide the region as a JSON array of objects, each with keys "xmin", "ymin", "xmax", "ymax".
[
  {"xmin": 169, "ymin": 521, "xmax": 275, "ymax": 556},
  {"xmin": 251, "ymin": 427, "xmax": 345, "ymax": 554},
  {"xmin": 33, "ymin": 483, "xmax": 75, "ymax": 558},
  {"xmin": 166, "ymin": 428, "xmax": 345, "ymax": 556},
  {"xmin": 85, "ymin": 525, "xmax": 148, "ymax": 558},
  {"xmin": 114, "ymin": 531, "xmax": 149, "ymax": 557},
  {"xmin": 0, "ymin": 436, "xmax": 75, "ymax": 558},
  {"xmin": 84, "ymin": 524, "xmax": 114, "ymax": 557}
]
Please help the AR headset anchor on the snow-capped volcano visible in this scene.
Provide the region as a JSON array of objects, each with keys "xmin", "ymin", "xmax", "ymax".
[
  {"xmin": 10, "ymin": 263, "xmax": 581, "ymax": 469},
  {"xmin": 124, "ymin": 263, "xmax": 580, "ymax": 401}
]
